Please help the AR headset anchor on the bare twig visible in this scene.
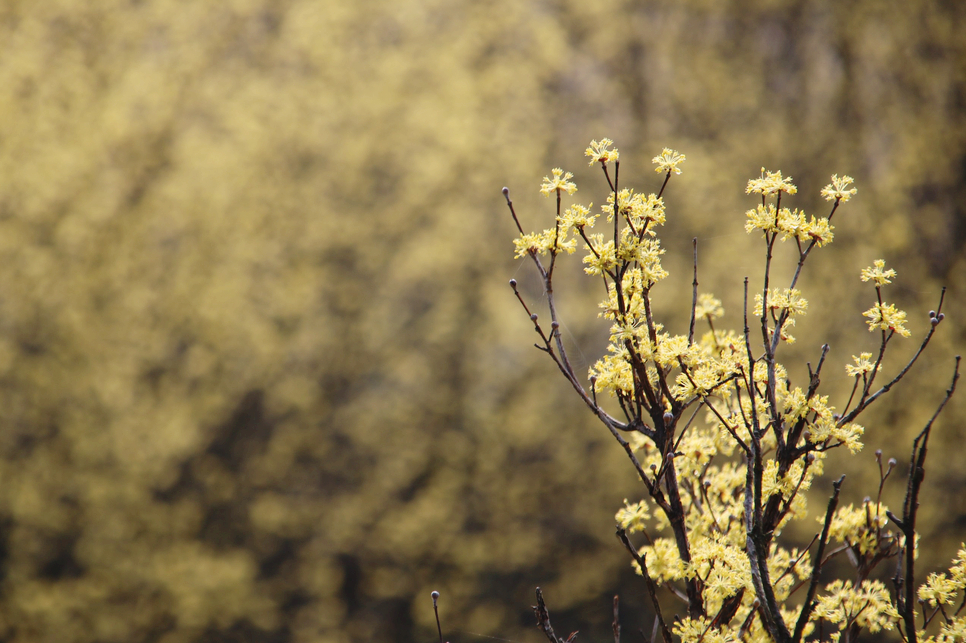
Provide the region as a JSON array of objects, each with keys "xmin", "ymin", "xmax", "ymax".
[
  {"xmin": 431, "ymin": 590, "xmax": 444, "ymax": 643},
  {"xmin": 793, "ymin": 475, "xmax": 846, "ymax": 643},
  {"xmin": 616, "ymin": 527, "xmax": 674, "ymax": 643},
  {"xmin": 533, "ymin": 588, "xmax": 578, "ymax": 643},
  {"xmin": 613, "ymin": 595, "xmax": 621, "ymax": 643},
  {"xmin": 889, "ymin": 355, "xmax": 961, "ymax": 643},
  {"xmin": 688, "ymin": 238, "xmax": 698, "ymax": 346}
]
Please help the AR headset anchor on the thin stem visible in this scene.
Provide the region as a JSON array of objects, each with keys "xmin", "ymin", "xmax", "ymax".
[
  {"xmin": 616, "ymin": 527, "xmax": 674, "ymax": 643},
  {"xmin": 688, "ymin": 238, "xmax": 698, "ymax": 346}
]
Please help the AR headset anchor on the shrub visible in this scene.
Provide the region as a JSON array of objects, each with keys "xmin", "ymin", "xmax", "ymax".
[{"xmin": 501, "ymin": 140, "xmax": 961, "ymax": 643}]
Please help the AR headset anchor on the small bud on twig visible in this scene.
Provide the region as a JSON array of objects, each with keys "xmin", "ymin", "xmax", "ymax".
[
  {"xmin": 502, "ymin": 187, "xmax": 510, "ymax": 197},
  {"xmin": 531, "ymin": 313, "xmax": 538, "ymax": 322},
  {"xmin": 432, "ymin": 590, "xmax": 444, "ymax": 643}
]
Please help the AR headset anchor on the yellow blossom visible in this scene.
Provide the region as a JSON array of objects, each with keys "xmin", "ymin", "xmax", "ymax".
[
  {"xmin": 814, "ymin": 579, "xmax": 900, "ymax": 633},
  {"xmin": 581, "ymin": 233, "xmax": 617, "ymax": 275},
  {"xmin": 950, "ymin": 545, "xmax": 966, "ymax": 585},
  {"xmin": 825, "ymin": 502, "xmax": 890, "ymax": 555},
  {"xmin": 746, "ymin": 168, "xmax": 797, "ymax": 196},
  {"xmin": 800, "ymin": 215, "xmax": 835, "ymax": 246},
  {"xmin": 861, "ymin": 259, "xmax": 897, "ymax": 286},
  {"xmin": 652, "ymin": 148, "xmax": 686, "ymax": 174},
  {"xmin": 540, "ymin": 167, "xmax": 577, "ymax": 196},
  {"xmin": 616, "ymin": 499, "xmax": 651, "ymax": 532},
  {"xmin": 754, "ymin": 288, "xmax": 808, "ymax": 318},
  {"xmin": 845, "ymin": 352, "xmax": 877, "ymax": 377},
  {"xmin": 558, "ymin": 203, "xmax": 597, "ymax": 235},
  {"xmin": 919, "ymin": 572, "xmax": 959, "ymax": 607},
  {"xmin": 695, "ymin": 293, "xmax": 724, "ymax": 320},
  {"xmin": 637, "ymin": 538, "xmax": 686, "ymax": 583},
  {"xmin": 585, "ymin": 138, "xmax": 619, "ymax": 165},
  {"xmin": 821, "ymin": 174, "xmax": 857, "ymax": 202},
  {"xmin": 863, "ymin": 302, "xmax": 911, "ymax": 337}
]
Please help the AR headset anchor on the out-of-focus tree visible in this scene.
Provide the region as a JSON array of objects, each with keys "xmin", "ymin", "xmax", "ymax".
[{"xmin": 0, "ymin": 1, "xmax": 962, "ymax": 642}]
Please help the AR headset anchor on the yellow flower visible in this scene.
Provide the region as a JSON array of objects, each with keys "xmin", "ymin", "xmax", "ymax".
[
  {"xmin": 845, "ymin": 353, "xmax": 877, "ymax": 377},
  {"xmin": 814, "ymin": 580, "xmax": 899, "ymax": 633},
  {"xmin": 863, "ymin": 302, "xmax": 911, "ymax": 337},
  {"xmin": 825, "ymin": 502, "xmax": 889, "ymax": 554},
  {"xmin": 801, "ymin": 215, "xmax": 835, "ymax": 247},
  {"xmin": 746, "ymin": 168, "xmax": 797, "ymax": 196},
  {"xmin": 861, "ymin": 259, "xmax": 897, "ymax": 286},
  {"xmin": 919, "ymin": 572, "xmax": 959, "ymax": 607},
  {"xmin": 754, "ymin": 288, "xmax": 808, "ymax": 318},
  {"xmin": 558, "ymin": 203, "xmax": 597, "ymax": 232},
  {"xmin": 540, "ymin": 167, "xmax": 577, "ymax": 196},
  {"xmin": 695, "ymin": 293, "xmax": 724, "ymax": 320},
  {"xmin": 821, "ymin": 174, "xmax": 857, "ymax": 202},
  {"xmin": 652, "ymin": 148, "xmax": 686, "ymax": 174},
  {"xmin": 616, "ymin": 499, "xmax": 651, "ymax": 533},
  {"xmin": 585, "ymin": 138, "xmax": 619, "ymax": 165}
]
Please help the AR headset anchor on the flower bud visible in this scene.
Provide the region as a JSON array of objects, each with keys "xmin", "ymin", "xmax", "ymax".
[
  {"xmin": 551, "ymin": 321, "xmax": 559, "ymax": 330},
  {"xmin": 502, "ymin": 187, "xmax": 510, "ymax": 196},
  {"xmin": 806, "ymin": 452, "xmax": 816, "ymax": 463},
  {"xmin": 530, "ymin": 313, "xmax": 538, "ymax": 322},
  {"xmin": 432, "ymin": 590, "xmax": 440, "ymax": 601},
  {"xmin": 509, "ymin": 279, "xmax": 517, "ymax": 288},
  {"xmin": 888, "ymin": 458, "xmax": 896, "ymax": 466}
]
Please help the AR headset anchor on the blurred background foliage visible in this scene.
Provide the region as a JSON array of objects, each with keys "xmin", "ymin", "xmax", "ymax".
[{"xmin": 0, "ymin": 1, "xmax": 963, "ymax": 642}]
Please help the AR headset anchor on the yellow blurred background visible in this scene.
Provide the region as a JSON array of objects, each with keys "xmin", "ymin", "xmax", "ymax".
[{"xmin": 0, "ymin": 1, "xmax": 963, "ymax": 642}]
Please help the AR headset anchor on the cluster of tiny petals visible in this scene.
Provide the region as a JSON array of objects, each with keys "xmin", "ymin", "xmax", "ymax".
[
  {"xmin": 754, "ymin": 288, "xmax": 808, "ymax": 317},
  {"xmin": 813, "ymin": 580, "xmax": 900, "ymax": 633},
  {"xmin": 918, "ymin": 545, "xmax": 966, "ymax": 608},
  {"xmin": 821, "ymin": 174, "xmax": 858, "ymax": 202},
  {"xmin": 585, "ymin": 138, "xmax": 619, "ymax": 165},
  {"xmin": 652, "ymin": 148, "xmax": 686, "ymax": 174},
  {"xmin": 845, "ymin": 352, "xmax": 878, "ymax": 377},
  {"xmin": 863, "ymin": 302, "xmax": 911, "ymax": 337},
  {"xmin": 694, "ymin": 293, "xmax": 724, "ymax": 320},
  {"xmin": 861, "ymin": 259, "xmax": 897, "ymax": 285},
  {"xmin": 746, "ymin": 168, "xmax": 797, "ymax": 195},
  {"xmin": 540, "ymin": 168, "xmax": 577, "ymax": 196},
  {"xmin": 744, "ymin": 204, "xmax": 835, "ymax": 246}
]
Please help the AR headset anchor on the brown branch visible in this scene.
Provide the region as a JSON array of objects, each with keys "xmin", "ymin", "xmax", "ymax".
[
  {"xmin": 793, "ymin": 474, "xmax": 846, "ymax": 643},
  {"xmin": 533, "ymin": 588, "xmax": 578, "ymax": 643},
  {"xmin": 616, "ymin": 527, "xmax": 674, "ymax": 643},
  {"xmin": 889, "ymin": 355, "xmax": 960, "ymax": 643}
]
